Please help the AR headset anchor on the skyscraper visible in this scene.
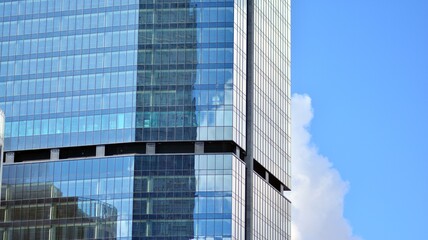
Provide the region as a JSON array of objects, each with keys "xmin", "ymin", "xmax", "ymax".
[{"xmin": 0, "ymin": 0, "xmax": 290, "ymax": 239}]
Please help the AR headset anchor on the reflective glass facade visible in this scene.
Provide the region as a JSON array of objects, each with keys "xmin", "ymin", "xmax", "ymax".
[
  {"xmin": 0, "ymin": 0, "xmax": 139, "ymax": 151},
  {"xmin": 0, "ymin": 0, "xmax": 290, "ymax": 239},
  {"xmin": 0, "ymin": 0, "xmax": 246, "ymax": 151},
  {"xmin": 135, "ymin": 0, "xmax": 243, "ymax": 144},
  {"xmin": 0, "ymin": 154, "xmax": 244, "ymax": 239}
]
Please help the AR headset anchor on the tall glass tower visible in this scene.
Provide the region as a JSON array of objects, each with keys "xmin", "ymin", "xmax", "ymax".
[{"xmin": 0, "ymin": 0, "xmax": 290, "ymax": 239}]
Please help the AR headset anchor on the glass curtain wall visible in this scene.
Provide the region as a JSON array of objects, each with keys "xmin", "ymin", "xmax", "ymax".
[
  {"xmin": 135, "ymin": 0, "xmax": 236, "ymax": 143},
  {"xmin": 0, "ymin": 154, "xmax": 244, "ymax": 240},
  {"xmin": 0, "ymin": 0, "xmax": 139, "ymax": 151}
]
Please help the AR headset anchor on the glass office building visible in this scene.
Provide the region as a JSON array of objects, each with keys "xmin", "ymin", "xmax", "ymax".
[{"xmin": 0, "ymin": 0, "xmax": 290, "ymax": 239}]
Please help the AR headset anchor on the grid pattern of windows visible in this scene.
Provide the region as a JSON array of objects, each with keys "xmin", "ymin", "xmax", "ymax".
[
  {"xmin": 253, "ymin": 173, "xmax": 290, "ymax": 240},
  {"xmin": 0, "ymin": 0, "xmax": 247, "ymax": 151},
  {"xmin": 0, "ymin": 154, "xmax": 244, "ymax": 239},
  {"xmin": 253, "ymin": 0, "xmax": 291, "ymax": 186},
  {"xmin": 0, "ymin": 0, "xmax": 291, "ymax": 238},
  {"xmin": 132, "ymin": 154, "xmax": 244, "ymax": 239},
  {"xmin": 232, "ymin": 0, "xmax": 248, "ymax": 150},
  {"xmin": 1, "ymin": 156, "xmax": 134, "ymax": 239},
  {"xmin": 0, "ymin": 0, "xmax": 139, "ymax": 151},
  {"xmin": 135, "ymin": 0, "xmax": 243, "ymax": 144},
  {"xmin": 232, "ymin": 151, "xmax": 246, "ymax": 240}
]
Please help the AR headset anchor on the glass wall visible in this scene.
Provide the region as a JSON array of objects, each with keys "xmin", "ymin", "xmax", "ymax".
[
  {"xmin": 253, "ymin": 173, "xmax": 290, "ymax": 240},
  {"xmin": 0, "ymin": 0, "xmax": 139, "ymax": 151},
  {"xmin": 135, "ymin": 0, "xmax": 242, "ymax": 145},
  {"xmin": 1, "ymin": 156, "xmax": 134, "ymax": 239},
  {"xmin": 253, "ymin": 0, "xmax": 291, "ymax": 186},
  {"xmin": 0, "ymin": 154, "xmax": 245, "ymax": 239},
  {"xmin": 132, "ymin": 154, "xmax": 244, "ymax": 239},
  {"xmin": 0, "ymin": 0, "xmax": 247, "ymax": 151},
  {"xmin": 0, "ymin": 0, "xmax": 290, "ymax": 238}
]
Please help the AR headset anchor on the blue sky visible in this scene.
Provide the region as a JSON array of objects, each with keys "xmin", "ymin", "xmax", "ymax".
[{"xmin": 292, "ymin": 1, "xmax": 428, "ymax": 239}]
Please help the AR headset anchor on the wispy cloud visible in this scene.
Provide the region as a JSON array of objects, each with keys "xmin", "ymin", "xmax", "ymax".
[{"xmin": 290, "ymin": 94, "xmax": 361, "ymax": 240}]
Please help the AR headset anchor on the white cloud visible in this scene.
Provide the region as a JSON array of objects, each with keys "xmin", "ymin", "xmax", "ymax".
[{"xmin": 289, "ymin": 94, "xmax": 361, "ymax": 240}]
